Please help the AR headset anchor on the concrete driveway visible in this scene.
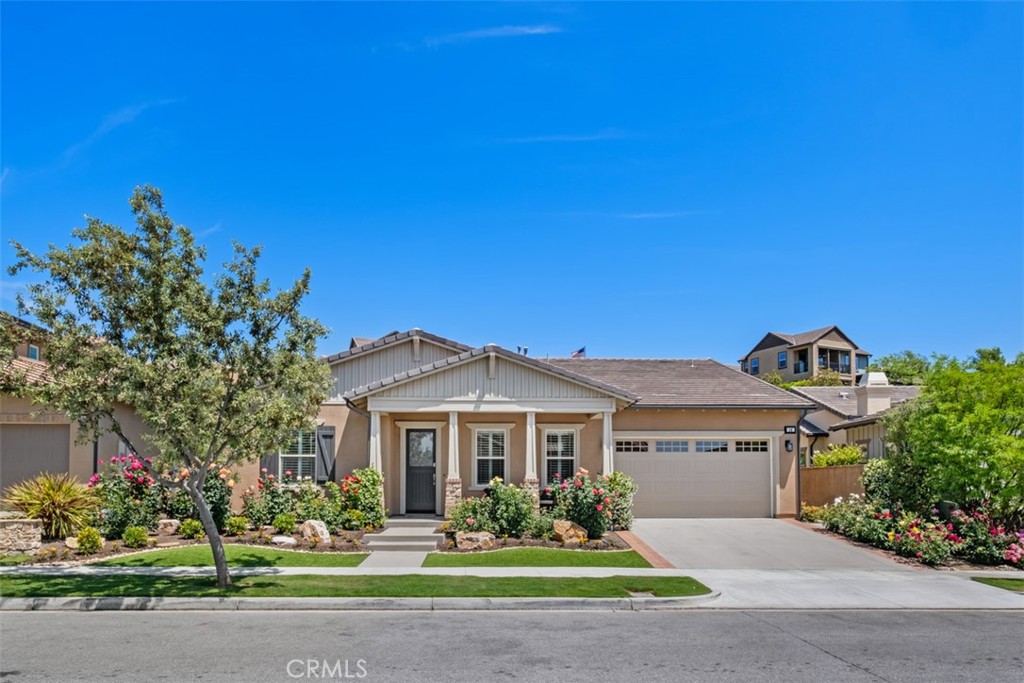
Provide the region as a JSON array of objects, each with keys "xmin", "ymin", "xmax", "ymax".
[{"xmin": 631, "ymin": 518, "xmax": 909, "ymax": 570}]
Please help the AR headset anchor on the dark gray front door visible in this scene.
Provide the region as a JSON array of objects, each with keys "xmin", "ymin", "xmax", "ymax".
[{"xmin": 406, "ymin": 429, "xmax": 436, "ymax": 513}]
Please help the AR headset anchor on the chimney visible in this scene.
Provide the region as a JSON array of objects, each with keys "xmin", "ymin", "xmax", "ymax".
[{"xmin": 855, "ymin": 371, "xmax": 892, "ymax": 416}]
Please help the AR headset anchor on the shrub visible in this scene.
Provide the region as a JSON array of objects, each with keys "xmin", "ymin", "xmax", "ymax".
[
  {"xmin": 1005, "ymin": 532, "xmax": 1024, "ymax": 568},
  {"xmin": 812, "ymin": 444, "xmax": 863, "ymax": 468},
  {"xmin": 527, "ymin": 511, "xmax": 555, "ymax": 540},
  {"xmin": 818, "ymin": 495, "xmax": 893, "ymax": 545},
  {"xmin": 178, "ymin": 518, "xmax": 205, "ymax": 539},
  {"xmin": 3, "ymin": 472, "xmax": 99, "ymax": 539},
  {"xmin": 338, "ymin": 468, "xmax": 386, "ymax": 530},
  {"xmin": 273, "ymin": 512, "xmax": 297, "ymax": 535},
  {"xmin": 75, "ymin": 526, "xmax": 103, "ymax": 555},
  {"xmin": 550, "ymin": 469, "xmax": 611, "ymax": 540},
  {"xmin": 242, "ymin": 469, "xmax": 295, "ymax": 528},
  {"xmin": 91, "ymin": 455, "xmax": 160, "ymax": 539},
  {"xmin": 948, "ymin": 506, "xmax": 1015, "ymax": 565},
  {"xmin": 889, "ymin": 513, "xmax": 962, "ymax": 565},
  {"xmin": 121, "ymin": 526, "xmax": 149, "ymax": 549},
  {"xmin": 483, "ymin": 478, "xmax": 534, "ymax": 537},
  {"xmin": 448, "ymin": 497, "xmax": 492, "ymax": 533},
  {"xmin": 801, "ymin": 502, "xmax": 825, "ymax": 522},
  {"xmin": 602, "ymin": 471, "xmax": 637, "ymax": 530},
  {"xmin": 295, "ymin": 479, "xmax": 329, "ymax": 524},
  {"xmin": 224, "ymin": 515, "xmax": 250, "ymax": 537}
]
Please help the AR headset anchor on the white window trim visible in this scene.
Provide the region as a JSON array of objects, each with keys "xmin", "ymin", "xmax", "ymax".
[
  {"xmin": 395, "ymin": 420, "xmax": 447, "ymax": 516},
  {"xmin": 278, "ymin": 430, "xmax": 318, "ymax": 480},
  {"xmin": 470, "ymin": 425, "xmax": 511, "ymax": 490},
  {"xmin": 542, "ymin": 427, "xmax": 579, "ymax": 484}
]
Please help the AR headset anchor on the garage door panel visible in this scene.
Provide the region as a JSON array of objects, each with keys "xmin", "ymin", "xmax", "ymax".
[{"xmin": 617, "ymin": 450, "xmax": 771, "ymax": 518}]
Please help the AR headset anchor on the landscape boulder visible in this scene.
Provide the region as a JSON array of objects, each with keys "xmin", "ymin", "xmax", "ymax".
[
  {"xmin": 299, "ymin": 519, "xmax": 332, "ymax": 544},
  {"xmin": 552, "ymin": 520, "xmax": 588, "ymax": 544},
  {"xmin": 157, "ymin": 519, "xmax": 181, "ymax": 535},
  {"xmin": 455, "ymin": 531, "xmax": 496, "ymax": 551},
  {"xmin": 271, "ymin": 535, "xmax": 298, "ymax": 547}
]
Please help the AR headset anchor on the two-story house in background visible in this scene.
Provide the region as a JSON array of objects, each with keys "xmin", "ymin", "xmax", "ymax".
[{"xmin": 738, "ymin": 325, "xmax": 871, "ymax": 386}]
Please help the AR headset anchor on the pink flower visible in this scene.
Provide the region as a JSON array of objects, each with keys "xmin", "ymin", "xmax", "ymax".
[
  {"xmin": 575, "ymin": 480, "xmax": 583, "ymax": 488},
  {"xmin": 261, "ymin": 467, "xmax": 268, "ymax": 473},
  {"xmin": 596, "ymin": 504, "xmax": 603, "ymax": 511},
  {"xmin": 559, "ymin": 483, "xmax": 568, "ymax": 490},
  {"xmin": 466, "ymin": 517, "xmax": 476, "ymax": 526},
  {"xmin": 592, "ymin": 488, "xmax": 599, "ymax": 496},
  {"xmin": 285, "ymin": 470, "xmax": 292, "ymax": 477},
  {"xmin": 603, "ymin": 497, "xmax": 611, "ymax": 504},
  {"xmin": 544, "ymin": 487, "xmax": 551, "ymax": 494},
  {"xmin": 97, "ymin": 459, "xmax": 104, "ymax": 465},
  {"xmin": 268, "ymin": 474, "xmax": 275, "ymax": 480}
]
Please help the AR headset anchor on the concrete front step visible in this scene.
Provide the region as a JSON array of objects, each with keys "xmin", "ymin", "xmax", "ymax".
[
  {"xmin": 372, "ymin": 532, "xmax": 444, "ymax": 540},
  {"xmin": 385, "ymin": 518, "xmax": 444, "ymax": 529},
  {"xmin": 364, "ymin": 541, "xmax": 440, "ymax": 552}
]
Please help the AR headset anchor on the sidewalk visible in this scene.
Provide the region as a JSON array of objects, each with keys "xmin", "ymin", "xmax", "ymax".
[{"xmin": 2, "ymin": 564, "xmax": 1022, "ymax": 609}]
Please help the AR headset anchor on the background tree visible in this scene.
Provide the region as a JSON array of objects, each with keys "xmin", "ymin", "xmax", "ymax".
[
  {"xmin": 869, "ymin": 350, "xmax": 931, "ymax": 385},
  {"xmin": 882, "ymin": 348, "xmax": 1024, "ymax": 526},
  {"xmin": 2, "ymin": 186, "xmax": 330, "ymax": 587}
]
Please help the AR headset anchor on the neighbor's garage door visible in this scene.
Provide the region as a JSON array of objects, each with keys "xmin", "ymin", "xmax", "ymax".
[
  {"xmin": 615, "ymin": 438, "xmax": 772, "ymax": 518},
  {"xmin": 0, "ymin": 423, "xmax": 71, "ymax": 491}
]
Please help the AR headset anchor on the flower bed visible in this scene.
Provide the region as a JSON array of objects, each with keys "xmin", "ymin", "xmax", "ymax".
[
  {"xmin": 814, "ymin": 494, "xmax": 1024, "ymax": 569},
  {"xmin": 438, "ymin": 469, "xmax": 637, "ymax": 552}
]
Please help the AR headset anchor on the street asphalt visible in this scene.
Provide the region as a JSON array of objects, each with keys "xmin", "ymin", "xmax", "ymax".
[{"xmin": 1, "ymin": 610, "xmax": 1022, "ymax": 682}]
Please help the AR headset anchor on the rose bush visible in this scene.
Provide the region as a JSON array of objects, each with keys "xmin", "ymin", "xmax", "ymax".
[{"xmin": 549, "ymin": 469, "xmax": 612, "ymax": 540}]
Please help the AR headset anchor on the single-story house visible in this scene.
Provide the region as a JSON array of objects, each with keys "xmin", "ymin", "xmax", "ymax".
[
  {"xmin": 790, "ymin": 372, "xmax": 921, "ymax": 462},
  {"xmin": 266, "ymin": 329, "xmax": 814, "ymax": 519}
]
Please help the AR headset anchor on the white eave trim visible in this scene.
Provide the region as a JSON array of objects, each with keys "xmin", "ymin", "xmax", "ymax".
[
  {"xmin": 367, "ymin": 397, "xmax": 618, "ymax": 414},
  {"xmin": 612, "ymin": 430, "xmax": 783, "ymax": 439}
]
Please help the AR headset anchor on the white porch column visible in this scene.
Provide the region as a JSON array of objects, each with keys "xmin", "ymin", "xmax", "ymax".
[
  {"xmin": 602, "ymin": 410, "xmax": 614, "ymax": 474},
  {"xmin": 369, "ymin": 411, "xmax": 382, "ymax": 472},
  {"xmin": 525, "ymin": 411, "xmax": 538, "ymax": 480},
  {"xmin": 445, "ymin": 411, "xmax": 462, "ymax": 517},
  {"xmin": 447, "ymin": 411, "xmax": 460, "ymax": 479}
]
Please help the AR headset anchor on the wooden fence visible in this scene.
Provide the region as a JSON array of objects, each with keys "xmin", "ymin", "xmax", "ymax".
[{"xmin": 801, "ymin": 464, "xmax": 865, "ymax": 507}]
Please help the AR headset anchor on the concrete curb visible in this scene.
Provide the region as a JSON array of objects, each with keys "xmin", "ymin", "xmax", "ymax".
[{"xmin": 0, "ymin": 592, "xmax": 720, "ymax": 612}]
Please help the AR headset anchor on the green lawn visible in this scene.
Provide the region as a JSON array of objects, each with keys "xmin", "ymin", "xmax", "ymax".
[
  {"xmin": 972, "ymin": 577, "xmax": 1024, "ymax": 593},
  {"xmin": 95, "ymin": 545, "xmax": 367, "ymax": 568},
  {"xmin": 423, "ymin": 548, "xmax": 651, "ymax": 568},
  {"xmin": 0, "ymin": 574, "xmax": 708, "ymax": 598},
  {"xmin": 0, "ymin": 553, "xmax": 32, "ymax": 567}
]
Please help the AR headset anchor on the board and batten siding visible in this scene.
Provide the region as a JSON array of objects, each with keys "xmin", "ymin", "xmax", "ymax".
[
  {"xmin": 846, "ymin": 422, "xmax": 888, "ymax": 459},
  {"xmin": 329, "ymin": 339, "xmax": 458, "ymax": 399},
  {"xmin": 374, "ymin": 356, "xmax": 607, "ymax": 400}
]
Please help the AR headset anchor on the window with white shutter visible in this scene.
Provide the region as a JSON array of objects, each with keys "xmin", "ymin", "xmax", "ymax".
[{"xmin": 279, "ymin": 430, "xmax": 317, "ymax": 480}]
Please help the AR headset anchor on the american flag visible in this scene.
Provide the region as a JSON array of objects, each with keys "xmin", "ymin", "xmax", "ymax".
[{"xmin": 570, "ymin": 346, "xmax": 586, "ymax": 358}]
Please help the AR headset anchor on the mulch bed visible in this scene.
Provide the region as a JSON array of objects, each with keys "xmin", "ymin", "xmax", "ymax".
[{"xmin": 437, "ymin": 531, "xmax": 631, "ymax": 553}]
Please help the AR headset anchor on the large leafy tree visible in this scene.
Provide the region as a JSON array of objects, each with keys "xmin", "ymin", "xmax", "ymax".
[
  {"xmin": 2, "ymin": 186, "xmax": 330, "ymax": 587},
  {"xmin": 882, "ymin": 349, "xmax": 1024, "ymax": 526},
  {"xmin": 869, "ymin": 350, "xmax": 931, "ymax": 385}
]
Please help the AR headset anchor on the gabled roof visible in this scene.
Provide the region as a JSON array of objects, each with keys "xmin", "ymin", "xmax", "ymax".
[
  {"xmin": 324, "ymin": 329, "xmax": 472, "ymax": 364},
  {"xmin": 343, "ymin": 345, "xmax": 637, "ymax": 402},
  {"xmin": 791, "ymin": 385, "xmax": 921, "ymax": 419},
  {"xmin": 799, "ymin": 417, "xmax": 829, "ymax": 437},
  {"xmin": 740, "ymin": 325, "xmax": 869, "ymax": 360},
  {"xmin": 543, "ymin": 358, "xmax": 814, "ymax": 409}
]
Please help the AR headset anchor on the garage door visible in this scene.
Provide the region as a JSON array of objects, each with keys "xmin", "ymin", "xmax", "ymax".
[
  {"xmin": 614, "ymin": 438, "xmax": 772, "ymax": 518},
  {"xmin": 0, "ymin": 423, "xmax": 71, "ymax": 490}
]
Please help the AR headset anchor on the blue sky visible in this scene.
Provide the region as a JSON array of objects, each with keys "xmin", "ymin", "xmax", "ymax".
[{"xmin": 2, "ymin": 2, "xmax": 1021, "ymax": 362}]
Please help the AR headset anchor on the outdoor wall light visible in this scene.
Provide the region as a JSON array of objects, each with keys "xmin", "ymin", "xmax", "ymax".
[{"xmin": 785, "ymin": 439, "xmax": 794, "ymax": 452}]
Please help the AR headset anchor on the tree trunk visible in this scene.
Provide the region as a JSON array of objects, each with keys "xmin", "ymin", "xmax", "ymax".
[{"xmin": 186, "ymin": 482, "xmax": 232, "ymax": 588}]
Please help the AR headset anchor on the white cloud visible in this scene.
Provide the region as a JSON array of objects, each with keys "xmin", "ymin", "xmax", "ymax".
[
  {"xmin": 425, "ymin": 24, "xmax": 561, "ymax": 47},
  {"xmin": 61, "ymin": 98, "xmax": 180, "ymax": 162}
]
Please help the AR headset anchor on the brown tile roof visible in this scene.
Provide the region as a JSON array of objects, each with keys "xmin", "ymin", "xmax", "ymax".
[
  {"xmin": 742, "ymin": 325, "xmax": 869, "ymax": 360},
  {"xmin": 542, "ymin": 358, "xmax": 814, "ymax": 409},
  {"xmin": 343, "ymin": 345, "xmax": 637, "ymax": 402},
  {"xmin": 1, "ymin": 356, "xmax": 50, "ymax": 386},
  {"xmin": 324, "ymin": 329, "xmax": 472, "ymax": 364},
  {"xmin": 790, "ymin": 385, "xmax": 921, "ymax": 419}
]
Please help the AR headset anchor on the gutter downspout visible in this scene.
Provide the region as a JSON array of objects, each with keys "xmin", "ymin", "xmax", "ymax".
[{"xmin": 93, "ymin": 438, "xmax": 99, "ymax": 475}]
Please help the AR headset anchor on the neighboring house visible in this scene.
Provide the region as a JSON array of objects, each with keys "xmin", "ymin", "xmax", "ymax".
[
  {"xmin": 0, "ymin": 314, "xmax": 150, "ymax": 492},
  {"xmin": 738, "ymin": 325, "xmax": 871, "ymax": 386},
  {"xmin": 790, "ymin": 372, "xmax": 921, "ymax": 463},
  {"xmin": 265, "ymin": 329, "xmax": 813, "ymax": 519}
]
